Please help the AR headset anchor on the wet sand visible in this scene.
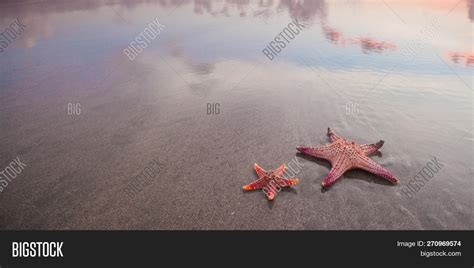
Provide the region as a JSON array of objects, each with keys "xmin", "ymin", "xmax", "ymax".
[{"xmin": 0, "ymin": 0, "xmax": 472, "ymax": 230}]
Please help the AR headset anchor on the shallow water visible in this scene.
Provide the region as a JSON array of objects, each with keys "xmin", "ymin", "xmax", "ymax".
[{"xmin": 0, "ymin": 0, "xmax": 472, "ymax": 229}]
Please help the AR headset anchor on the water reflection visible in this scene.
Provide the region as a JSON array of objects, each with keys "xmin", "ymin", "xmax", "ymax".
[
  {"xmin": 448, "ymin": 52, "xmax": 474, "ymax": 66},
  {"xmin": 322, "ymin": 25, "xmax": 396, "ymax": 54},
  {"xmin": 277, "ymin": 0, "xmax": 327, "ymax": 21},
  {"xmin": 1, "ymin": 0, "xmax": 471, "ymax": 71},
  {"xmin": 1, "ymin": 0, "xmax": 472, "ymax": 20},
  {"xmin": 468, "ymin": 0, "xmax": 474, "ymax": 21}
]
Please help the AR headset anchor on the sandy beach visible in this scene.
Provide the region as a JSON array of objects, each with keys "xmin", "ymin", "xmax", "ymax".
[{"xmin": 0, "ymin": 0, "xmax": 472, "ymax": 230}]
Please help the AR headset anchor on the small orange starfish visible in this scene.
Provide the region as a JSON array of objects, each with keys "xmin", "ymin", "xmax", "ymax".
[
  {"xmin": 243, "ymin": 163, "xmax": 299, "ymax": 200},
  {"xmin": 297, "ymin": 128, "xmax": 399, "ymax": 188}
]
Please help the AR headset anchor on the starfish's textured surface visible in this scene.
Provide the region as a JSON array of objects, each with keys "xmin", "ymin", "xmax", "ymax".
[
  {"xmin": 297, "ymin": 128, "xmax": 399, "ymax": 188},
  {"xmin": 243, "ymin": 163, "xmax": 299, "ymax": 200}
]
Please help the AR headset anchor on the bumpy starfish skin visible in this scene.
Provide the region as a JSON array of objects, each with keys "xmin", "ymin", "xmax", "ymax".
[
  {"xmin": 297, "ymin": 128, "xmax": 399, "ymax": 188},
  {"xmin": 243, "ymin": 163, "xmax": 299, "ymax": 200}
]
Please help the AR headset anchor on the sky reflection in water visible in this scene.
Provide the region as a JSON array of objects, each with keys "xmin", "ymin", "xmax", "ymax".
[{"xmin": 0, "ymin": 0, "xmax": 472, "ymax": 77}]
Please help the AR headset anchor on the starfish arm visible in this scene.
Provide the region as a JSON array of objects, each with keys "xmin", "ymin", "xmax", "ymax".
[
  {"xmin": 273, "ymin": 164, "xmax": 286, "ymax": 177},
  {"xmin": 327, "ymin": 127, "xmax": 341, "ymax": 142},
  {"xmin": 355, "ymin": 155, "xmax": 399, "ymax": 184},
  {"xmin": 253, "ymin": 163, "xmax": 267, "ymax": 177},
  {"xmin": 262, "ymin": 187, "xmax": 276, "ymax": 200},
  {"xmin": 360, "ymin": 140, "xmax": 384, "ymax": 156},
  {"xmin": 297, "ymin": 144, "xmax": 336, "ymax": 161},
  {"xmin": 276, "ymin": 178, "xmax": 299, "ymax": 187},
  {"xmin": 322, "ymin": 156, "xmax": 351, "ymax": 187},
  {"xmin": 242, "ymin": 177, "xmax": 267, "ymax": 190}
]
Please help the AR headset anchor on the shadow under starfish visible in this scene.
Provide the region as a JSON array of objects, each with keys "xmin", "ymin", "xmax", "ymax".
[{"xmin": 297, "ymin": 128, "xmax": 399, "ymax": 188}]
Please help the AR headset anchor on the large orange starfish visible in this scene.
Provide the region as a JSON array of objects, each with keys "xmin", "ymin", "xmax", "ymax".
[
  {"xmin": 297, "ymin": 128, "xmax": 399, "ymax": 188},
  {"xmin": 243, "ymin": 163, "xmax": 299, "ymax": 200}
]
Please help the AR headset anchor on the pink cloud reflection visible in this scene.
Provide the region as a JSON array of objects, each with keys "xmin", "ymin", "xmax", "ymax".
[
  {"xmin": 448, "ymin": 52, "xmax": 474, "ymax": 66},
  {"xmin": 322, "ymin": 24, "xmax": 396, "ymax": 54}
]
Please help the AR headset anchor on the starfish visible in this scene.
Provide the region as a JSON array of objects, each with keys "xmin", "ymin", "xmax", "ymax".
[
  {"xmin": 242, "ymin": 163, "xmax": 299, "ymax": 200},
  {"xmin": 297, "ymin": 128, "xmax": 399, "ymax": 188}
]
